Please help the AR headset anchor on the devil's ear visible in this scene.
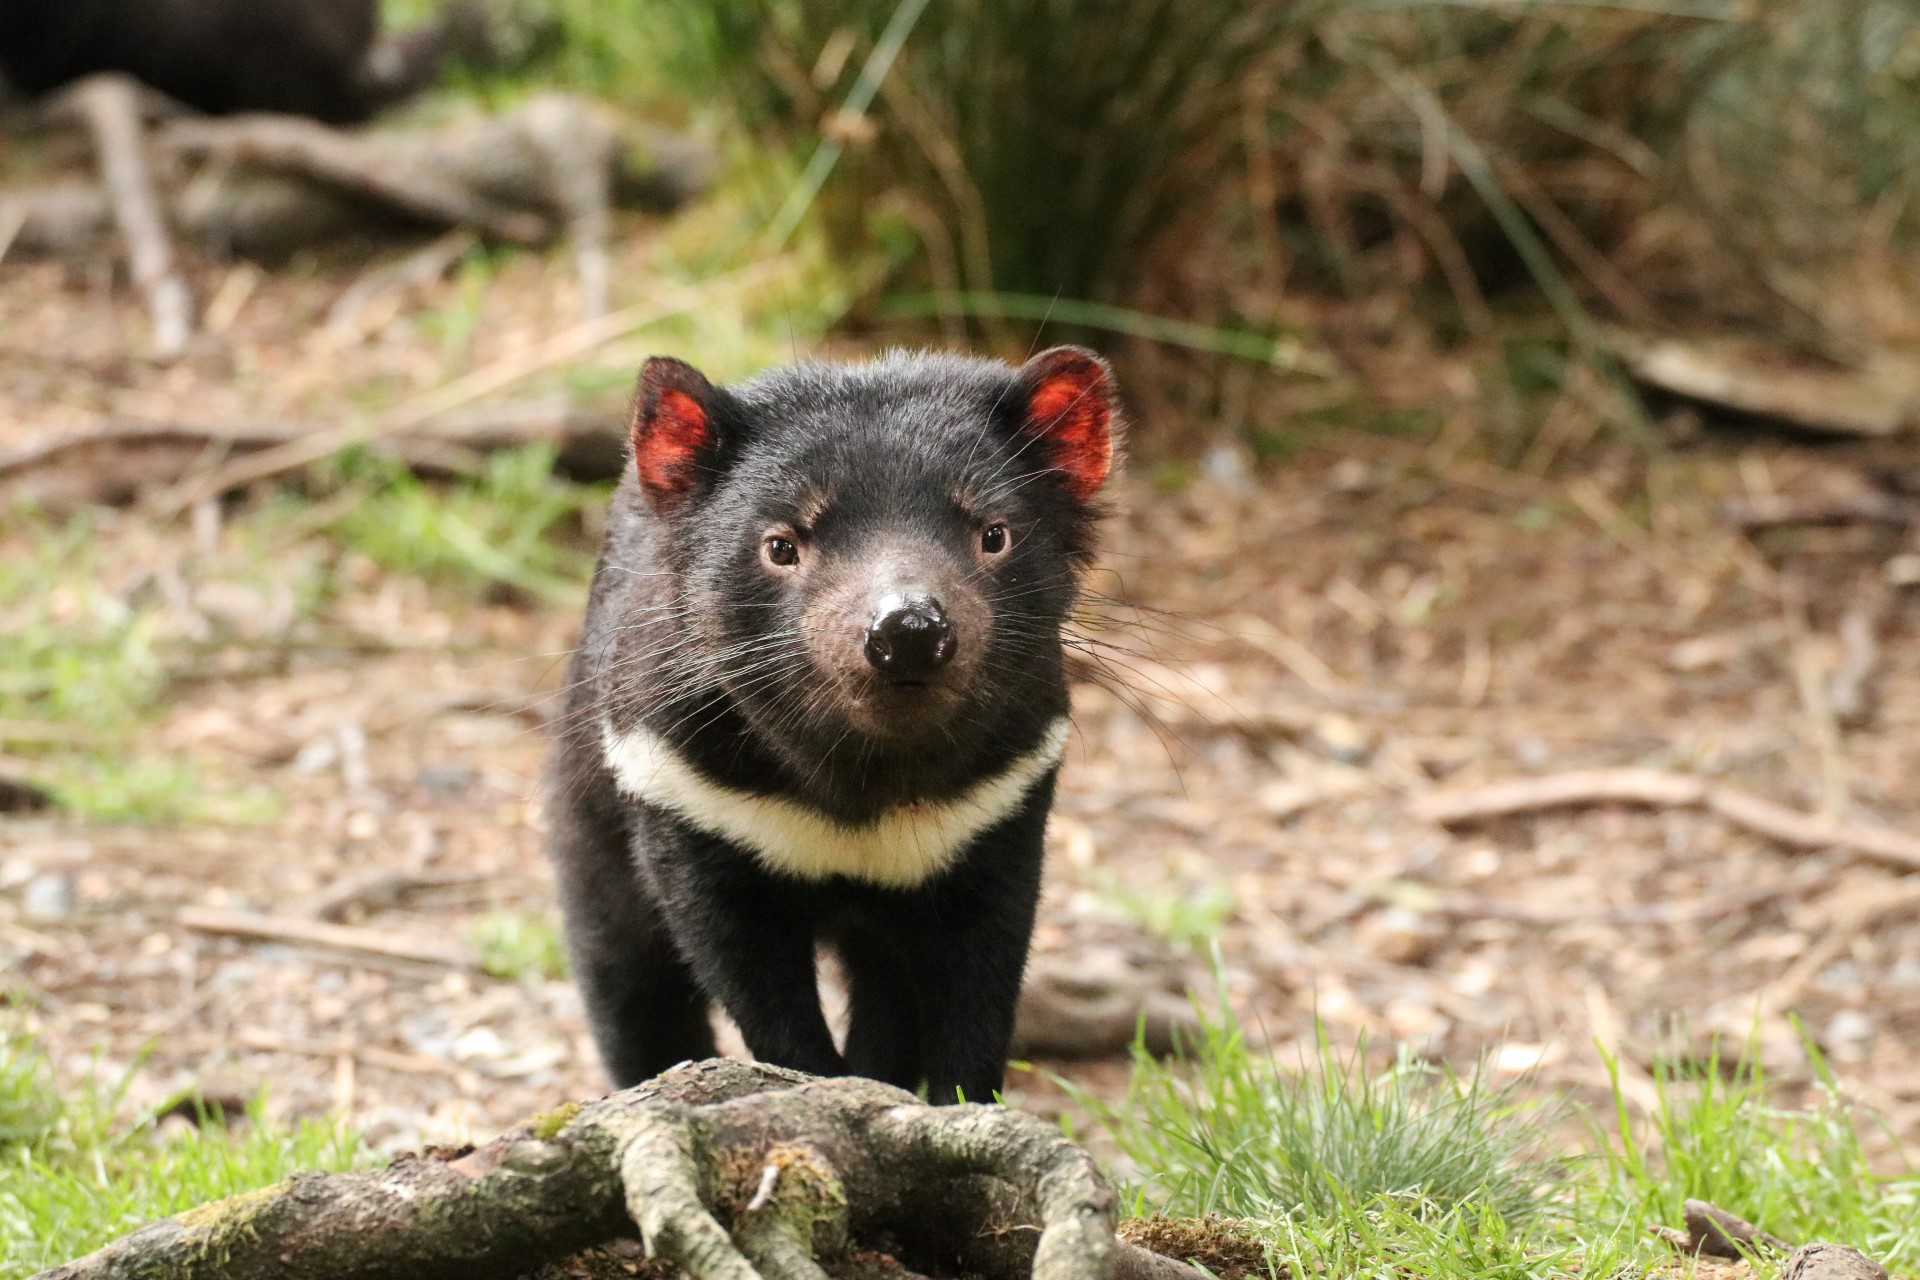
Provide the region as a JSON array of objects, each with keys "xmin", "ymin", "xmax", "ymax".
[
  {"xmin": 631, "ymin": 356, "xmax": 719, "ymax": 503},
  {"xmin": 1016, "ymin": 346, "xmax": 1115, "ymax": 503}
]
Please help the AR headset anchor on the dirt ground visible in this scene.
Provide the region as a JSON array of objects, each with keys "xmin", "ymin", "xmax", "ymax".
[{"xmin": 2, "ymin": 240, "xmax": 1919, "ymax": 1161}]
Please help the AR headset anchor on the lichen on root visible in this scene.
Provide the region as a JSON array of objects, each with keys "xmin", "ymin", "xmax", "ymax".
[{"xmin": 35, "ymin": 1059, "xmax": 1205, "ymax": 1280}]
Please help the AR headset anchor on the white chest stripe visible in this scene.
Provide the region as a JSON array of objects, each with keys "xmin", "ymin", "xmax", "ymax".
[{"xmin": 602, "ymin": 717, "xmax": 1071, "ymax": 887}]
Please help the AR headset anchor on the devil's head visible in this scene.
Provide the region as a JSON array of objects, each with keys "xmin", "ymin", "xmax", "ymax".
[{"xmin": 618, "ymin": 347, "xmax": 1118, "ymax": 762}]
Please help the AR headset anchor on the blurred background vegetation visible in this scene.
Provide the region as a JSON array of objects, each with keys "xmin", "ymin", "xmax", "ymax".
[{"xmin": 456, "ymin": 0, "xmax": 1920, "ymax": 457}]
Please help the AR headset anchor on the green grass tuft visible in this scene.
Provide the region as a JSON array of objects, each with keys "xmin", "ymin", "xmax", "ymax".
[
  {"xmin": 1076, "ymin": 998, "xmax": 1554, "ymax": 1229},
  {"xmin": 1583, "ymin": 1035, "xmax": 1920, "ymax": 1273},
  {"xmin": 467, "ymin": 909, "xmax": 570, "ymax": 982},
  {"xmin": 0, "ymin": 514, "xmax": 166, "ymax": 731},
  {"xmin": 327, "ymin": 445, "xmax": 601, "ymax": 605},
  {"xmin": 0, "ymin": 1028, "xmax": 366, "ymax": 1278},
  {"xmin": 1093, "ymin": 874, "xmax": 1233, "ymax": 954},
  {"xmin": 1080, "ymin": 994, "xmax": 1920, "ymax": 1279}
]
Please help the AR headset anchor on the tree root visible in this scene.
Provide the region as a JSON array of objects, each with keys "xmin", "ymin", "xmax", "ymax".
[{"xmin": 35, "ymin": 1059, "xmax": 1205, "ymax": 1280}]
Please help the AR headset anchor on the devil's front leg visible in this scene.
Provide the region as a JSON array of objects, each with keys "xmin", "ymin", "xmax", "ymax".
[
  {"xmin": 898, "ymin": 777, "xmax": 1054, "ymax": 1104},
  {"xmin": 639, "ymin": 820, "xmax": 846, "ymax": 1079}
]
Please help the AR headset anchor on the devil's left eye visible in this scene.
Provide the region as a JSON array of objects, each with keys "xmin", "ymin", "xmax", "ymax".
[{"xmin": 980, "ymin": 524, "xmax": 1009, "ymax": 555}]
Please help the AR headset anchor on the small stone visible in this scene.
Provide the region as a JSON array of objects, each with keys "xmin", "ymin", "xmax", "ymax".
[
  {"xmin": 1329, "ymin": 458, "xmax": 1376, "ymax": 493},
  {"xmin": 1366, "ymin": 907, "xmax": 1445, "ymax": 966},
  {"xmin": 452, "ymin": 1026, "xmax": 506, "ymax": 1063},
  {"xmin": 1824, "ymin": 1009, "xmax": 1874, "ymax": 1062},
  {"xmin": 1491, "ymin": 1042, "xmax": 1552, "ymax": 1075},
  {"xmin": 1201, "ymin": 440, "xmax": 1254, "ymax": 487},
  {"xmin": 1256, "ymin": 780, "xmax": 1322, "ymax": 820},
  {"xmin": 1309, "ymin": 714, "xmax": 1375, "ymax": 765},
  {"xmin": 415, "ymin": 762, "xmax": 479, "ymax": 798},
  {"xmin": 21, "ymin": 873, "xmax": 76, "ymax": 921}
]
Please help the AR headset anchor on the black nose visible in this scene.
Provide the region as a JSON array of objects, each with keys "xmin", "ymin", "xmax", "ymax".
[{"xmin": 864, "ymin": 593, "xmax": 956, "ymax": 681}]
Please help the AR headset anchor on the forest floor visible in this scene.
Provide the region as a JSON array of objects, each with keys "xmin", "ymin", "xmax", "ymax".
[{"xmin": 2, "ymin": 233, "xmax": 1919, "ymax": 1166}]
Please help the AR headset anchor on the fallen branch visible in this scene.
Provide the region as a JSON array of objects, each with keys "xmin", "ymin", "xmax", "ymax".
[
  {"xmin": 1412, "ymin": 768, "xmax": 1920, "ymax": 872},
  {"xmin": 164, "ymin": 113, "xmax": 549, "ymax": 244},
  {"xmin": 1611, "ymin": 332, "xmax": 1920, "ymax": 438},
  {"xmin": 37, "ymin": 1058, "xmax": 1203, "ymax": 1280},
  {"xmin": 3, "ymin": 96, "xmax": 712, "ymax": 265},
  {"xmin": 0, "ymin": 403, "xmax": 628, "ymax": 507},
  {"xmin": 1724, "ymin": 491, "xmax": 1920, "ymax": 531},
  {"xmin": 1010, "ymin": 947, "xmax": 1200, "ymax": 1060}
]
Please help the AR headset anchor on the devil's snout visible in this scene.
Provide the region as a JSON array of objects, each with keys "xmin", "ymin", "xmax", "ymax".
[{"xmin": 863, "ymin": 592, "xmax": 955, "ymax": 682}]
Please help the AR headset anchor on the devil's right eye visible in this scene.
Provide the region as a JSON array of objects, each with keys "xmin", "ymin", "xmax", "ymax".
[{"xmin": 764, "ymin": 536, "xmax": 800, "ymax": 568}]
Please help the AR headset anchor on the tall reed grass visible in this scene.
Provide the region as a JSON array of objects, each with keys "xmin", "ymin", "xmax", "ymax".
[{"xmin": 620, "ymin": 0, "xmax": 1920, "ymax": 348}]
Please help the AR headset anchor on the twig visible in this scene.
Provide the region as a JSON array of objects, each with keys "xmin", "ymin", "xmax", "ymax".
[
  {"xmin": 1724, "ymin": 491, "xmax": 1919, "ymax": 531},
  {"xmin": 0, "ymin": 200, "xmax": 28, "ymax": 269},
  {"xmin": 1779, "ymin": 576, "xmax": 1851, "ymax": 813},
  {"xmin": 177, "ymin": 907, "xmax": 474, "ymax": 970},
  {"xmin": 1412, "ymin": 768, "xmax": 1920, "ymax": 872},
  {"xmin": 73, "ymin": 75, "xmax": 192, "ymax": 360},
  {"xmin": 1414, "ymin": 769, "xmax": 1709, "ymax": 820},
  {"xmin": 324, "ymin": 228, "xmax": 478, "ymax": 340},
  {"xmin": 1827, "ymin": 590, "xmax": 1886, "ymax": 730},
  {"xmin": 1424, "ymin": 882, "xmax": 1780, "ymax": 928},
  {"xmin": 1761, "ymin": 878, "xmax": 1920, "ymax": 1014},
  {"xmin": 306, "ymin": 868, "xmax": 494, "ymax": 924},
  {"xmin": 170, "ymin": 1028, "xmax": 477, "ymax": 1084},
  {"xmin": 147, "ymin": 259, "xmax": 788, "ymax": 515}
]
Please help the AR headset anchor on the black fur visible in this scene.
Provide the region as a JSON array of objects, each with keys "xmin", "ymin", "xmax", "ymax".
[
  {"xmin": 546, "ymin": 349, "xmax": 1114, "ymax": 1103},
  {"xmin": 0, "ymin": 0, "xmax": 445, "ymax": 121}
]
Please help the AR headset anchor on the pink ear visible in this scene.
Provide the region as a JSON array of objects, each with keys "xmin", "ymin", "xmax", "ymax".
[
  {"xmin": 631, "ymin": 357, "xmax": 715, "ymax": 501},
  {"xmin": 1018, "ymin": 346, "xmax": 1114, "ymax": 503}
]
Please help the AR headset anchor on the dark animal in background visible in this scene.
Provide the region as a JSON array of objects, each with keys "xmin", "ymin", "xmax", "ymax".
[
  {"xmin": 0, "ymin": 0, "xmax": 451, "ymax": 120},
  {"xmin": 547, "ymin": 347, "xmax": 1118, "ymax": 1103}
]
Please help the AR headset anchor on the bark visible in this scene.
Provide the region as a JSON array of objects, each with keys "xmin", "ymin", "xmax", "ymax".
[{"xmin": 35, "ymin": 1059, "xmax": 1205, "ymax": 1280}]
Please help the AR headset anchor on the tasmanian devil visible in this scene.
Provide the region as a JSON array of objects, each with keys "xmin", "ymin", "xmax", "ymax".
[{"xmin": 546, "ymin": 346, "xmax": 1117, "ymax": 1104}]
